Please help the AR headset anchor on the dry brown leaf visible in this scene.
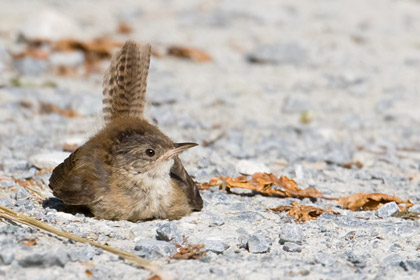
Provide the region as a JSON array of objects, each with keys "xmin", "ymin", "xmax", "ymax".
[
  {"xmin": 39, "ymin": 102, "xmax": 81, "ymax": 118},
  {"xmin": 85, "ymin": 269, "xmax": 93, "ymax": 278},
  {"xmin": 171, "ymin": 244, "xmax": 206, "ymax": 260},
  {"xmin": 23, "ymin": 239, "xmax": 37, "ymax": 246},
  {"xmin": 338, "ymin": 192, "xmax": 413, "ymax": 211},
  {"xmin": 271, "ymin": 202, "xmax": 337, "ymax": 223},
  {"xmin": 148, "ymin": 275, "xmax": 161, "ymax": 280},
  {"xmin": 167, "ymin": 46, "xmax": 212, "ymax": 62},
  {"xmin": 199, "ymin": 173, "xmax": 323, "ymax": 199},
  {"xmin": 117, "ymin": 23, "xmax": 133, "ymax": 34}
]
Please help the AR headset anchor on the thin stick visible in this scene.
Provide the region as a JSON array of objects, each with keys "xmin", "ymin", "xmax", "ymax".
[{"xmin": 0, "ymin": 206, "xmax": 168, "ymax": 279}]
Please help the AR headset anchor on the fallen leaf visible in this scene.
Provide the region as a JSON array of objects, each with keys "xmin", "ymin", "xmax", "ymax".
[
  {"xmin": 23, "ymin": 239, "xmax": 37, "ymax": 246},
  {"xmin": 117, "ymin": 22, "xmax": 133, "ymax": 34},
  {"xmin": 148, "ymin": 275, "xmax": 161, "ymax": 280},
  {"xmin": 85, "ymin": 269, "xmax": 93, "ymax": 278},
  {"xmin": 271, "ymin": 202, "xmax": 337, "ymax": 223},
  {"xmin": 167, "ymin": 46, "xmax": 212, "ymax": 62},
  {"xmin": 39, "ymin": 102, "xmax": 81, "ymax": 118},
  {"xmin": 171, "ymin": 244, "xmax": 206, "ymax": 260},
  {"xmin": 338, "ymin": 193, "xmax": 413, "ymax": 211},
  {"xmin": 199, "ymin": 173, "xmax": 323, "ymax": 199}
]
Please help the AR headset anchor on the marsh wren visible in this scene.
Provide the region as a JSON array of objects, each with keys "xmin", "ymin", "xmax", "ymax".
[{"xmin": 49, "ymin": 41, "xmax": 203, "ymax": 221}]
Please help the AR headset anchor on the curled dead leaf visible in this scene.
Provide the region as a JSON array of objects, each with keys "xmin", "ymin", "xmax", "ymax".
[
  {"xmin": 171, "ymin": 244, "xmax": 206, "ymax": 260},
  {"xmin": 167, "ymin": 46, "xmax": 212, "ymax": 62},
  {"xmin": 271, "ymin": 202, "xmax": 337, "ymax": 223},
  {"xmin": 199, "ymin": 173, "xmax": 323, "ymax": 199},
  {"xmin": 338, "ymin": 192, "xmax": 413, "ymax": 211}
]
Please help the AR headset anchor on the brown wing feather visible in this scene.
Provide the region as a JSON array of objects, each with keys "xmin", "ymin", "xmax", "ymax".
[
  {"xmin": 102, "ymin": 41, "xmax": 151, "ymax": 123},
  {"xmin": 170, "ymin": 156, "xmax": 203, "ymax": 211},
  {"xmin": 49, "ymin": 147, "xmax": 110, "ymax": 205}
]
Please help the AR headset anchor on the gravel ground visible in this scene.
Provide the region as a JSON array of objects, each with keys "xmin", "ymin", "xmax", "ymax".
[{"xmin": 1, "ymin": 0, "xmax": 420, "ymax": 279}]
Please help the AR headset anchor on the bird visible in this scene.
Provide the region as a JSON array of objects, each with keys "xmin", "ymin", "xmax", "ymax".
[{"xmin": 49, "ymin": 41, "xmax": 203, "ymax": 222}]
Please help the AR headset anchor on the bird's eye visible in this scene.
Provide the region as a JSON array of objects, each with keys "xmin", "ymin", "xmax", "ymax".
[{"xmin": 146, "ymin": 149, "xmax": 155, "ymax": 157}]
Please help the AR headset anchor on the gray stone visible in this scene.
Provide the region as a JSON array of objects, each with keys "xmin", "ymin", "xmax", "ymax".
[
  {"xmin": 68, "ymin": 244, "xmax": 96, "ymax": 262},
  {"xmin": 14, "ymin": 57, "xmax": 48, "ymax": 76},
  {"xmin": 0, "ymin": 198, "xmax": 13, "ymax": 207},
  {"xmin": 134, "ymin": 239, "xmax": 176, "ymax": 259},
  {"xmin": 208, "ymin": 214, "xmax": 225, "ymax": 227},
  {"xmin": 247, "ymin": 42, "xmax": 309, "ymax": 66},
  {"xmin": 279, "ymin": 224, "xmax": 303, "ymax": 245},
  {"xmin": 14, "ymin": 187, "xmax": 30, "ymax": 200},
  {"xmin": 382, "ymin": 254, "xmax": 404, "ymax": 267},
  {"xmin": 400, "ymin": 260, "xmax": 420, "ymax": 271},
  {"xmin": 247, "ymin": 233, "xmax": 272, "ymax": 254},
  {"xmin": 204, "ymin": 238, "xmax": 229, "ymax": 254},
  {"xmin": 282, "ymin": 242, "xmax": 302, "ymax": 253},
  {"xmin": 377, "ymin": 202, "xmax": 399, "ymax": 218},
  {"xmin": 314, "ymin": 252, "xmax": 335, "ymax": 266},
  {"xmin": 0, "ymin": 249, "xmax": 15, "ymax": 265},
  {"xmin": 346, "ymin": 252, "xmax": 367, "ymax": 268},
  {"xmin": 236, "ymin": 211, "xmax": 265, "ymax": 223},
  {"xmin": 18, "ymin": 248, "xmax": 68, "ymax": 267},
  {"xmin": 156, "ymin": 222, "xmax": 183, "ymax": 244}
]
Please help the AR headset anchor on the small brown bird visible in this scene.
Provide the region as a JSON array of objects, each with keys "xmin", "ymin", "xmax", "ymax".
[{"xmin": 49, "ymin": 41, "xmax": 203, "ymax": 221}]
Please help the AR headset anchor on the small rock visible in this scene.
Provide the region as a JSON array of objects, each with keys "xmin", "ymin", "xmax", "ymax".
[
  {"xmin": 14, "ymin": 187, "xmax": 31, "ymax": 200},
  {"xmin": 14, "ymin": 58, "xmax": 48, "ymax": 76},
  {"xmin": 204, "ymin": 238, "xmax": 229, "ymax": 254},
  {"xmin": 68, "ymin": 244, "xmax": 96, "ymax": 262},
  {"xmin": 208, "ymin": 214, "xmax": 225, "ymax": 227},
  {"xmin": 314, "ymin": 252, "xmax": 335, "ymax": 266},
  {"xmin": 400, "ymin": 260, "xmax": 420, "ymax": 271},
  {"xmin": 247, "ymin": 42, "xmax": 309, "ymax": 66},
  {"xmin": 0, "ymin": 198, "xmax": 13, "ymax": 207},
  {"xmin": 18, "ymin": 248, "xmax": 68, "ymax": 268},
  {"xmin": 235, "ymin": 160, "xmax": 270, "ymax": 175},
  {"xmin": 134, "ymin": 239, "xmax": 176, "ymax": 259},
  {"xmin": 382, "ymin": 254, "xmax": 404, "ymax": 267},
  {"xmin": 346, "ymin": 252, "xmax": 367, "ymax": 268},
  {"xmin": 156, "ymin": 222, "xmax": 183, "ymax": 244},
  {"xmin": 236, "ymin": 211, "xmax": 265, "ymax": 223},
  {"xmin": 377, "ymin": 202, "xmax": 400, "ymax": 218},
  {"xmin": 29, "ymin": 152, "xmax": 70, "ymax": 169},
  {"xmin": 0, "ymin": 249, "xmax": 15, "ymax": 265},
  {"xmin": 247, "ymin": 234, "xmax": 272, "ymax": 254},
  {"xmin": 279, "ymin": 224, "xmax": 304, "ymax": 245},
  {"xmin": 282, "ymin": 242, "xmax": 302, "ymax": 253}
]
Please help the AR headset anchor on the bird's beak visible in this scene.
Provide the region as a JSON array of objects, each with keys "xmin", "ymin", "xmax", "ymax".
[{"xmin": 162, "ymin": 142, "xmax": 198, "ymax": 161}]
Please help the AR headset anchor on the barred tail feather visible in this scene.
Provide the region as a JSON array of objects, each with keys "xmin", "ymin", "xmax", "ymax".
[{"xmin": 102, "ymin": 41, "xmax": 151, "ymax": 123}]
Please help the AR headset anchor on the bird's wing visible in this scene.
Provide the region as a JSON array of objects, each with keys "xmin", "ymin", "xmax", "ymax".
[
  {"xmin": 170, "ymin": 156, "xmax": 203, "ymax": 211},
  {"xmin": 48, "ymin": 147, "xmax": 109, "ymax": 205},
  {"xmin": 102, "ymin": 41, "xmax": 151, "ymax": 123}
]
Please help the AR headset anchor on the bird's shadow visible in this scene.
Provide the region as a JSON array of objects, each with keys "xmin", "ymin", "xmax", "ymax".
[{"xmin": 42, "ymin": 197, "xmax": 93, "ymax": 217}]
